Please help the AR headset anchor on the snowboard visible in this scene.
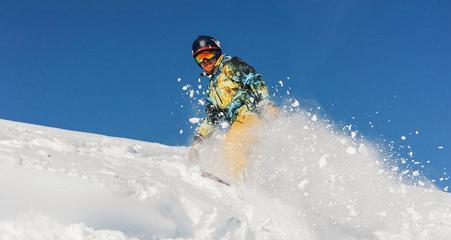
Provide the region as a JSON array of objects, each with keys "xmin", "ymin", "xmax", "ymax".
[{"xmin": 201, "ymin": 171, "xmax": 231, "ymax": 186}]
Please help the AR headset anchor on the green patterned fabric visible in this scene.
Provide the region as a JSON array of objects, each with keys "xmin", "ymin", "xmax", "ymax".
[{"xmin": 194, "ymin": 55, "xmax": 272, "ymax": 143}]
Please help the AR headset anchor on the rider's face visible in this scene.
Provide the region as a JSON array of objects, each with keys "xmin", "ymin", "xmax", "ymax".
[
  {"xmin": 195, "ymin": 50, "xmax": 218, "ymax": 73},
  {"xmin": 200, "ymin": 58, "xmax": 217, "ymax": 73}
]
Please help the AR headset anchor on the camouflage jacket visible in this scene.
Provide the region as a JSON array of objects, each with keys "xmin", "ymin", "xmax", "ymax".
[{"xmin": 194, "ymin": 55, "xmax": 271, "ymax": 143}]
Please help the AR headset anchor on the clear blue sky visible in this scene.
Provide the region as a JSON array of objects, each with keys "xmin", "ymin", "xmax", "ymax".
[{"xmin": 1, "ymin": 1, "xmax": 450, "ymax": 189}]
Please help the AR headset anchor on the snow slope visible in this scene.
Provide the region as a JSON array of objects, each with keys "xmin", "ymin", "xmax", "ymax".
[{"xmin": 0, "ymin": 114, "xmax": 450, "ymax": 240}]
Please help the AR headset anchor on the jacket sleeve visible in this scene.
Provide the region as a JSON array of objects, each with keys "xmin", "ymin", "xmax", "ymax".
[
  {"xmin": 227, "ymin": 57, "xmax": 271, "ymax": 103},
  {"xmin": 193, "ymin": 98, "xmax": 219, "ymax": 143},
  {"xmin": 244, "ymin": 73, "xmax": 271, "ymax": 103}
]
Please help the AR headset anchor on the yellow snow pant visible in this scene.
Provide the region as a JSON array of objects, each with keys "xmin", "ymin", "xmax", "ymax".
[{"xmin": 224, "ymin": 112, "xmax": 262, "ymax": 178}]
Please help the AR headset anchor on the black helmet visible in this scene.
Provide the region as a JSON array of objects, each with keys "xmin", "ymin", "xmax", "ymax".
[{"xmin": 192, "ymin": 35, "xmax": 222, "ymax": 56}]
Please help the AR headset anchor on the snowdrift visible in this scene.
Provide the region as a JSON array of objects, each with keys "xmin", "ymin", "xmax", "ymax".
[{"xmin": 0, "ymin": 115, "xmax": 450, "ymax": 240}]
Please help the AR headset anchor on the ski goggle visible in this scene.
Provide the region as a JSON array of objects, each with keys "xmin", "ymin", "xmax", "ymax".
[{"xmin": 194, "ymin": 51, "xmax": 218, "ymax": 64}]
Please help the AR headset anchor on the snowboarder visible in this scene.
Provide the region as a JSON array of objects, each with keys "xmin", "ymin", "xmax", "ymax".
[{"xmin": 189, "ymin": 35, "xmax": 278, "ymax": 179}]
